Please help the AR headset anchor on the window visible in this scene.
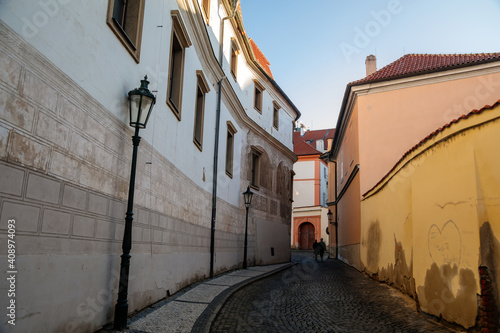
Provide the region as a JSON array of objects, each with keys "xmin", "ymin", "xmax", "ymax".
[
  {"xmin": 193, "ymin": 71, "xmax": 210, "ymax": 151},
  {"xmin": 107, "ymin": 0, "xmax": 145, "ymax": 62},
  {"xmin": 272, "ymin": 102, "xmax": 280, "ymax": 130},
  {"xmin": 230, "ymin": 38, "xmax": 240, "ymax": 79},
  {"xmin": 202, "ymin": 0, "xmax": 210, "ymax": 22},
  {"xmin": 250, "ymin": 149, "xmax": 262, "ymax": 188},
  {"xmin": 225, "ymin": 121, "xmax": 237, "ymax": 177},
  {"xmin": 254, "ymin": 80, "xmax": 264, "ymax": 113},
  {"xmin": 167, "ymin": 11, "xmax": 192, "ymax": 120}
]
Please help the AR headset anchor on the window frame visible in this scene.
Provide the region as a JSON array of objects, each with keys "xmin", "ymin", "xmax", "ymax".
[
  {"xmin": 230, "ymin": 38, "xmax": 240, "ymax": 80},
  {"xmin": 167, "ymin": 10, "xmax": 192, "ymax": 121},
  {"xmin": 253, "ymin": 80, "xmax": 264, "ymax": 113},
  {"xmin": 250, "ymin": 147, "xmax": 263, "ymax": 189},
  {"xmin": 106, "ymin": 0, "xmax": 146, "ymax": 63},
  {"xmin": 193, "ymin": 71, "xmax": 210, "ymax": 151},
  {"xmin": 272, "ymin": 101, "xmax": 280, "ymax": 130},
  {"xmin": 225, "ymin": 121, "xmax": 237, "ymax": 178}
]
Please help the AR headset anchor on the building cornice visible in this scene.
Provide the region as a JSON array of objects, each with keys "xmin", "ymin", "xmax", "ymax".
[
  {"xmin": 229, "ymin": 3, "xmax": 301, "ymax": 121},
  {"xmin": 178, "ymin": 0, "xmax": 297, "ymax": 162},
  {"xmin": 353, "ymin": 60, "xmax": 500, "ymax": 96},
  {"xmin": 181, "ymin": 0, "xmax": 225, "ymax": 84},
  {"xmin": 221, "ymin": 78, "xmax": 298, "ymax": 162}
]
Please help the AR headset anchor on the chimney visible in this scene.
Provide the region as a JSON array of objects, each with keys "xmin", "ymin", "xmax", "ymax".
[{"xmin": 365, "ymin": 54, "xmax": 377, "ymax": 77}]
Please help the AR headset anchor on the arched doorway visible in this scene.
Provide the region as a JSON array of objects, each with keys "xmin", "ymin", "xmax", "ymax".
[{"xmin": 299, "ymin": 222, "xmax": 315, "ymax": 250}]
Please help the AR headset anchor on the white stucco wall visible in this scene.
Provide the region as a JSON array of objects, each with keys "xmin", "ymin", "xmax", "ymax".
[
  {"xmin": 293, "ymin": 180, "xmax": 314, "ymax": 207},
  {"xmin": 293, "ymin": 160, "xmax": 315, "ymax": 179},
  {"xmin": 0, "ymin": 1, "xmax": 298, "ymax": 331}
]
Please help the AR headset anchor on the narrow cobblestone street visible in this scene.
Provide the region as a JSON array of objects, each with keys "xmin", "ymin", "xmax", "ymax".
[{"xmin": 210, "ymin": 251, "xmax": 464, "ymax": 333}]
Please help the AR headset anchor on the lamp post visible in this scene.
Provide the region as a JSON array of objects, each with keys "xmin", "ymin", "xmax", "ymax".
[
  {"xmin": 327, "ymin": 209, "xmax": 338, "ymax": 259},
  {"xmin": 114, "ymin": 76, "xmax": 156, "ymax": 330},
  {"xmin": 242, "ymin": 186, "xmax": 253, "ymax": 269}
]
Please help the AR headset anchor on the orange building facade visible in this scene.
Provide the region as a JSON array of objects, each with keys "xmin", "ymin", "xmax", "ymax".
[
  {"xmin": 292, "ymin": 128, "xmax": 334, "ymax": 251},
  {"xmin": 326, "ymin": 53, "xmax": 500, "ymax": 329}
]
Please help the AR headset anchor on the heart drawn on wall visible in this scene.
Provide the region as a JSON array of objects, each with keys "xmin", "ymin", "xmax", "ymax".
[{"xmin": 428, "ymin": 220, "xmax": 462, "ymax": 267}]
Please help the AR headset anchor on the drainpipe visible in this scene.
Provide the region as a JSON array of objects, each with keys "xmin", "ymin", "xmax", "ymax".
[
  {"xmin": 210, "ymin": 0, "xmax": 240, "ymax": 278},
  {"xmin": 332, "ymin": 160, "xmax": 338, "ymax": 259}
]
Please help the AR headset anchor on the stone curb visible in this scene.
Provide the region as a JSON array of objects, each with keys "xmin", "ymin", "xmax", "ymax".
[{"xmin": 191, "ymin": 261, "xmax": 297, "ymax": 333}]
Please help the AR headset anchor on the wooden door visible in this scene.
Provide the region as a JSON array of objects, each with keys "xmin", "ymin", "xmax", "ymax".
[{"xmin": 299, "ymin": 222, "xmax": 315, "ymax": 250}]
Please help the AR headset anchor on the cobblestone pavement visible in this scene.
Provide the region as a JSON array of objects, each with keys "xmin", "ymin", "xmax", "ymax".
[
  {"xmin": 96, "ymin": 262, "xmax": 293, "ymax": 333},
  {"xmin": 210, "ymin": 252, "xmax": 465, "ymax": 333}
]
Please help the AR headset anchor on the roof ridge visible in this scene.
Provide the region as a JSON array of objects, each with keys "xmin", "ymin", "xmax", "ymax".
[{"xmin": 354, "ymin": 52, "xmax": 500, "ymax": 85}]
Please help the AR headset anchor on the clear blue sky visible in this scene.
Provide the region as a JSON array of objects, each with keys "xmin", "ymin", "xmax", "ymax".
[{"xmin": 240, "ymin": 0, "xmax": 500, "ymax": 130}]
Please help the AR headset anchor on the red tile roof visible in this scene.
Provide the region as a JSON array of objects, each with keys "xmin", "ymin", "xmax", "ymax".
[
  {"xmin": 249, "ymin": 38, "xmax": 273, "ymax": 78},
  {"xmin": 296, "ymin": 129, "xmax": 335, "ymax": 142},
  {"xmin": 294, "ymin": 140, "xmax": 322, "ymax": 156},
  {"xmin": 293, "ymin": 129, "xmax": 335, "ymax": 156},
  {"xmin": 363, "ymin": 99, "xmax": 500, "ymax": 197},
  {"xmin": 354, "ymin": 53, "xmax": 500, "ymax": 85}
]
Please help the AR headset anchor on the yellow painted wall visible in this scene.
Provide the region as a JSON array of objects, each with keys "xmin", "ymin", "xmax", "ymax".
[{"xmin": 361, "ymin": 104, "xmax": 500, "ymax": 328}]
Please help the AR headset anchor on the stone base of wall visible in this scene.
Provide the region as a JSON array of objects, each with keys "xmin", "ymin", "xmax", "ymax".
[{"xmin": 0, "ymin": 164, "xmax": 249, "ymax": 333}]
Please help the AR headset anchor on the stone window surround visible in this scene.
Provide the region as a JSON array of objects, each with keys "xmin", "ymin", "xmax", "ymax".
[
  {"xmin": 253, "ymin": 80, "xmax": 264, "ymax": 113},
  {"xmin": 106, "ymin": 0, "xmax": 146, "ymax": 63},
  {"xmin": 225, "ymin": 121, "xmax": 237, "ymax": 178},
  {"xmin": 167, "ymin": 10, "xmax": 192, "ymax": 121},
  {"xmin": 193, "ymin": 70, "xmax": 210, "ymax": 151}
]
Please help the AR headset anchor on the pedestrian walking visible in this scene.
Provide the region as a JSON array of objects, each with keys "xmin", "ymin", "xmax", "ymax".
[
  {"xmin": 313, "ymin": 240, "xmax": 320, "ymax": 261},
  {"xmin": 319, "ymin": 238, "xmax": 326, "ymax": 261}
]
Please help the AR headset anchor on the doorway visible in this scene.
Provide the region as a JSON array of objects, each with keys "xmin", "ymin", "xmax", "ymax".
[{"xmin": 299, "ymin": 222, "xmax": 315, "ymax": 250}]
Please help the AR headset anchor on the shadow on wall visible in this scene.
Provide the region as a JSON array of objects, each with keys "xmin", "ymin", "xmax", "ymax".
[
  {"xmin": 418, "ymin": 220, "xmax": 477, "ymax": 328},
  {"xmin": 365, "ymin": 220, "xmax": 416, "ymax": 298},
  {"xmin": 417, "ymin": 264, "xmax": 477, "ymax": 328},
  {"xmin": 478, "ymin": 222, "xmax": 500, "ymax": 331},
  {"xmin": 365, "ymin": 220, "xmax": 381, "ymax": 273},
  {"xmin": 379, "ymin": 237, "xmax": 416, "ymax": 298}
]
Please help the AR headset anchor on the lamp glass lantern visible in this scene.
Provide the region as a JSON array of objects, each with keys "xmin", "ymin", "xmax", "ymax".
[
  {"xmin": 128, "ymin": 76, "xmax": 156, "ymax": 129},
  {"xmin": 243, "ymin": 186, "xmax": 253, "ymax": 208},
  {"xmin": 327, "ymin": 209, "xmax": 333, "ymax": 224}
]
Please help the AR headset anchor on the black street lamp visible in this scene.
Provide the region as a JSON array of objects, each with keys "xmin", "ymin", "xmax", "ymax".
[
  {"xmin": 114, "ymin": 76, "xmax": 156, "ymax": 330},
  {"xmin": 327, "ymin": 209, "xmax": 338, "ymax": 259},
  {"xmin": 242, "ymin": 186, "xmax": 253, "ymax": 269}
]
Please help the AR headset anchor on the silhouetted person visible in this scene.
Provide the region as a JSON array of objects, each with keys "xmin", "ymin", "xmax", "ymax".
[
  {"xmin": 313, "ymin": 240, "xmax": 320, "ymax": 261},
  {"xmin": 319, "ymin": 238, "xmax": 326, "ymax": 261}
]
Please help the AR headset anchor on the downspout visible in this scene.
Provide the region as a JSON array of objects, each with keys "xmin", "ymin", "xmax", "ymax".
[
  {"xmin": 210, "ymin": 0, "xmax": 239, "ymax": 278},
  {"xmin": 333, "ymin": 160, "xmax": 338, "ymax": 259},
  {"xmin": 325, "ymin": 152, "xmax": 338, "ymax": 259}
]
